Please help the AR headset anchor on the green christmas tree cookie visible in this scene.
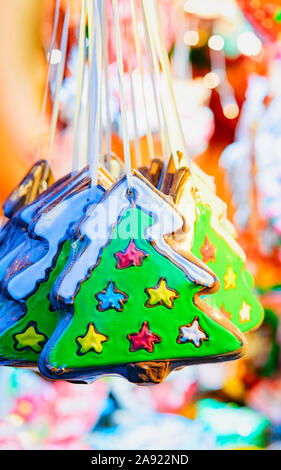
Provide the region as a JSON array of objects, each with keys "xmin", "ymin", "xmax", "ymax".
[
  {"xmin": 0, "ymin": 241, "xmax": 71, "ymax": 365},
  {"xmin": 164, "ymin": 157, "xmax": 264, "ymax": 334},
  {"xmin": 0, "ymin": 171, "xmax": 104, "ymax": 367},
  {"xmin": 40, "ymin": 172, "xmax": 247, "ymax": 385}
]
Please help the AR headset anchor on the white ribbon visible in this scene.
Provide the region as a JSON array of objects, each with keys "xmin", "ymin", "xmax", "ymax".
[
  {"xmin": 112, "ymin": 0, "xmax": 133, "ymax": 187},
  {"xmin": 50, "ymin": 0, "xmax": 70, "ymax": 151}
]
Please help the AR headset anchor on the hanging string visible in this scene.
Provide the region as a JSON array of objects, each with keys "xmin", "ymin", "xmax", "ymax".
[
  {"xmin": 112, "ymin": 0, "xmax": 133, "ymax": 187},
  {"xmin": 140, "ymin": 0, "xmax": 168, "ymax": 161},
  {"xmin": 130, "ymin": 0, "xmax": 155, "ymax": 163},
  {"xmin": 141, "ymin": 0, "xmax": 176, "ymax": 163},
  {"xmin": 101, "ymin": 0, "xmax": 112, "ymax": 160},
  {"xmin": 96, "ymin": 0, "xmax": 103, "ymax": 177},
  {"xmin": 84, "ymin": 0, "xmax": 94, "ymax": 163},
  {"xmin": 49, "ymin": 0, "xmax": 70, "ymax": 151},
  {"xmin": 87, "ymin": 0, "xmax": 95, "ymax": 67},
  {"xmin": 36, "ymin": 0, "xmax": 61, "ymax": 159},
  {"xmin": 150, "ymin": 0, "xmax": 190, "ymax": 167},
  {"xmin": 72, "ymin": 0, "xmax": 87, "ymax": 172},
  {"xmin": 154, "ymin": 0, "xmax": 189, "ymax": 161},
  {"xmin": 87, "ymin": 0, "xmax": 102, "ymax": 187},
  {"xmin": 123, "ymin": 5, "xmax": 141, "ymax": 168}
]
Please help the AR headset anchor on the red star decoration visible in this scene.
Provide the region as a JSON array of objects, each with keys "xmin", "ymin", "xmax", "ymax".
[
  {"xmin": 221, "ymin": 305, "xmax": 232, "ymax": 320},
  {"xmin": 115, "ymin": 239, "xmax": 148, "ymax": 269},
  {"xmin": 127, "ymin": 321, "xmax": 161, "ymax": 353},
  {"xmin": 200, "ymin": 235, "xmax": 216, "ymax": 263}
]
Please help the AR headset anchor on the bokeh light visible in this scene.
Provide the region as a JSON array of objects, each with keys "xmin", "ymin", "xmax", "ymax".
[
  {"xmin": 208, "ymin": 34, "xmax": 225, "ymax": 51},
  {"xmin": 184, "ymin": 30, "xmax": 200, "ymax": 46},
  {"xmin": 237, "ymin": 31, "xmax": 262, "ymax": 57}
]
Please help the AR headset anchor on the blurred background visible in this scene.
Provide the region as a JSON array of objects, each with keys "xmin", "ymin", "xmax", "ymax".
[{"xmin": 1, "ymin": 0, "xmax": 281, "ymax": 450}]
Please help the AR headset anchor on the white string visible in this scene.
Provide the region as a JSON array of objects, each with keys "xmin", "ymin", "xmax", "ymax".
[
  {"xmin": 101, "ymin": 0, "xmax": 112, "ymax": 159},
  {"xmin": 141, "ymin": 0, "xmax": 175, "ymax": 162},
  {"xmin": 72, "ymin": 0, "xmax": 87, "ymax": 171},
  {"xmin": 84, "ymin": 0, "xmax": 94, "ymax": 163},
  {"xmin": 151, "ymin": 1, "xmax": 183, "ymax": 155},
  {"xmin": 130, "ymin": 0, "xmax": 155, "ymax": 163},
  {"xmin": 124, "ymin": 12, "xmax": 141, "ymax": 168},
  {"xmin": 149, "ymin": 0, "xmax": 190, "ymax": 167},
  {"xmin": 49, "ymin": 0, "xmax": 70, "ymax": 151},
  {"xmin": 112, "ymin": 0, "xmax": 133, "ymax": 187},
  {"xmin": 87, "ymin": 0, "xmax": 102, "ymax": 187},
  {"xmin": 96, "ymin": 0, "xmax": 103, "ymax": 176},
  {"xmin": 140, "ymin": 0, "xmax": 168, "ymax": 160},
  {"xmin": 154, "ymin": 0, "xmax": 190, "ymax": 166},
  {"xmin": 36, "ymin": 0, "xmax": 61, "ymax": 159}
]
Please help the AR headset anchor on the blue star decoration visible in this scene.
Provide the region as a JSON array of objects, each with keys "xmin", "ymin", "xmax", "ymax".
[{"xmin": 95, "ymin": 281, "xmax": 128, "ymax": 312}]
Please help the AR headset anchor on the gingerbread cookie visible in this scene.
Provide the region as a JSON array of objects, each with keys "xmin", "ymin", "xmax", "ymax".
[
  {"xmin": 162, "ymin": 153, "xmax": 263, "ymax": 334},
  {"xmin": 0, "ymin": 167, "xmax": 108, "ymax": 367},
  {"xmin": 39, "ymin": 171, "xmax": 246, "ymax": 384}
]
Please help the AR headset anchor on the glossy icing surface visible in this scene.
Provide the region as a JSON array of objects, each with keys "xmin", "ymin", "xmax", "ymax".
[
  {"xmin": 44, "ymin": 207, "xmax": 242, "ymax": 372},
  {"xmin": 0, "ymin": 179, "xmax": 104, "ymax": 366},
  {"xmin": 192, "ymin": 202, "xmax": 264, "ymax": 332},
  {"xmin": 52, "ymin": 173, "xmax": 216, "ymax": 307},
  {"xmin": 0, "ymin": 241, "xmax": 71, "ymax": 364}
]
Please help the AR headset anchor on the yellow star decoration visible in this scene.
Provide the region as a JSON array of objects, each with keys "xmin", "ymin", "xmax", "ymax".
[
  {"xmin": 223, "ymin": 266, "xmax": 237, "ymax": 290},
  {"xmin": 239, "ymin": 301, "xmax": 251, "ymax": 323},
  {"xmin": 76, "ymin": 323, "xmax": 109, "ymax": 355},
  {"xmin": 14, "ymin": 323, "xmax": 46, "ymax": 353},
  {"xmin": 145, "ymin": 277, "xmax": 179, "ymax": 309}
]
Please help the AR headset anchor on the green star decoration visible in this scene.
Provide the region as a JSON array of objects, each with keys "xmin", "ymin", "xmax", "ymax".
[{"xmin": 13, "ymin": 322, "xmax": 47, "ymax": 353}]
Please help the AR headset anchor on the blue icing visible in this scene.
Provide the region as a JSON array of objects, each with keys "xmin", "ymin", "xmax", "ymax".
[
  {"xmin": 0, "ymin": 294, "xmax": 24, "ymax": 335},
  {"xmin": 0, "ymin": 170, "xmax": 88, "ymax": 280},
  {"xmin": 96, "ymin": 281, "xmax": 128, "ymax": 312},
  {"xmin": 7, "ymin": 186, "xmax": 104, "ymax": 301},
  {"xmin": 0, "ymin": 220, "xmax": 26, "ymax": 258},
  {"xmin": 0, "ymin": 179, "xmax": 105, "ymax": 365}
]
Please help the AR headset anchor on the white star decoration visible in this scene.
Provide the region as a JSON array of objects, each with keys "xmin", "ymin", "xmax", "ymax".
[
  {"xmin": 239, "ymin": 301, "xmax": 251, "ymax": 323},
  {"xmin": 177, "ymin": 317, "xmax": 208, "ymax": 347}
]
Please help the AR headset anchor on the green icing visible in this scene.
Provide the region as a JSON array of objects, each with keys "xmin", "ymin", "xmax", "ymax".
[
  {"xmin": 47, "ymin": 207, "xmax": 242, "ymax": 370},
  {"xmin": 0, "ymin": 241, "xmax": 71, "ymax": 364},
  {"xmin": 191, "ymin": 203, "xmax": 263, "ymax": 332}
]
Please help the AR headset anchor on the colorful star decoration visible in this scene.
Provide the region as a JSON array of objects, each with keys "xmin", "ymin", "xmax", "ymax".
[
  {"xmin": 95, "ymin": 281, "xmax": 128, "ymax": 312},
  {"xmin": 145, "ymin": 277, "xmax": 179, "ymax": 309},
  {"xmin": 76, "ymin": 323, "xmax": 109, "ymax": 355},
  {"xmin": 239, "ymin": 301, "xmax": 251, "ymax": 323},
  {"xmin": 200, "ymin": 235, "xmax": 216, "ymax": 263},
  {"xmin": 13, "ymin": 322, "xmax": 47, "ymax": 353},
  {"xmin": 221, "ymin": 305, "xmax": 232, "ymax": 320},
  {"xmin": 224, "ymin": 266, "xmax": 237, "ymax": 290},
  {"xmin": 115, "ymin": 239, "xmax": 148, "ymax": 269},
  {"xmin": 127, "ymin": 321, "xmax": 161, "ymax": 353},
  {"xmin": 177, "ymin": 317, "xmax": 209, "ymax": 348}
]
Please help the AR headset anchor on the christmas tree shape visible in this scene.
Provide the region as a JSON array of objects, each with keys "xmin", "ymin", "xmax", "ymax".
[
  {"xmin": 3, "ymin": 160, "xmax": 54, "ymax": 219},
  {"xmin": 0, "ymin": 168, "xmax": 90, "ymax": 297},
  {"xmin": 0, "ymin": 164, "xmax": 113, "ymax": 289},
  {"xmin": 0, "ymin": 168, "xmax": 105, "ymax": 367},
  {"xmin": 0, "ymin": 163, "xmax": 112, "ymax": 265},
  {"xmin": 0, "ymin": 160, "xmax": 56, "ymax": 262},
  {"xmin": 39, "ymin": 171, "xmax": 247, "ymax": 385},
  {"xmin": 162, "ymin": 154, "xmax": 263, "ymax": 333},
  {"xmin": 0, "ymin": 169, "xmax": 85, "ymax": 338}
]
